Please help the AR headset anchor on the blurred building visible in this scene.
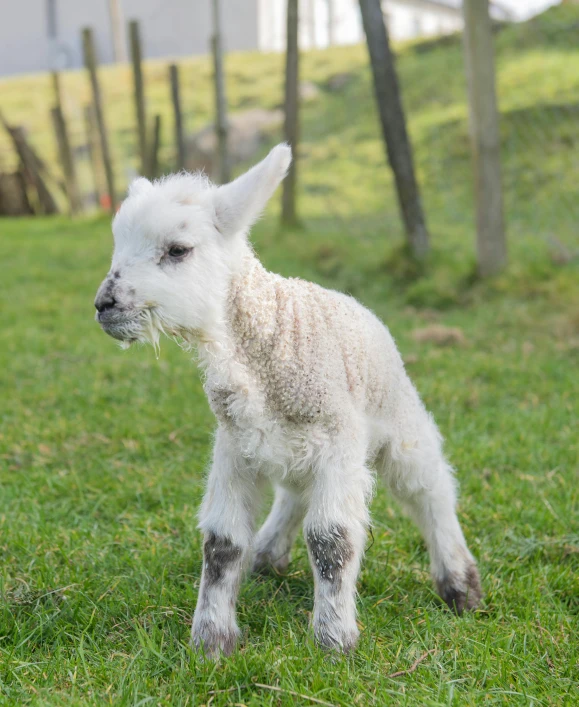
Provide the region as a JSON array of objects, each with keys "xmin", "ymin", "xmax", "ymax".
[
  {"xmin": 260, "ymin": 0, "xmax": 363, "ymax": 52},
  {"xmin": 261, "ymin": 0, "xmax": 514, "ymax": 51},
  {"xmin": 0, "ymin": 0, "xmax": 260, "ymax": 77},
  {"xmin": 382, "ymin": 0, "xmax": 513, "ymax": 42},
  {"xmin": 0, "ymin": 0, "xmax": 523, "ymax": 78}
]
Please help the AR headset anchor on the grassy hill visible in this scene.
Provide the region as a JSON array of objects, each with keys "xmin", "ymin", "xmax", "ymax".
[
  {"xmin": 0, "ymin": 6, "xmax": 578, "ymax": 705},
  {"xmin": 1, "ymin": 5, "xmax": 578, "ymax": 259}
]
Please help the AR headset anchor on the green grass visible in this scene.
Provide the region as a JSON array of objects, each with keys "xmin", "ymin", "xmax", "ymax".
[
  {"xmin": 1, "ymin": 202, "xmax": 578, "ymax": 706},
  {"xmin": 1, "ymin": 5, "xmax": 579, "ymax": 705}
]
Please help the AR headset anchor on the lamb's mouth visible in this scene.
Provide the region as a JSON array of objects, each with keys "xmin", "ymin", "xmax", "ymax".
[{"xmin": 96, "ymin": 308, "xmax": 144, "ymax": 342}]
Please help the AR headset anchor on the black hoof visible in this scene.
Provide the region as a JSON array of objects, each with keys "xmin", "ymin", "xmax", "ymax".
[{"xmin": 437, "ymin": 562, "xmax": 482, "ymax": 615}]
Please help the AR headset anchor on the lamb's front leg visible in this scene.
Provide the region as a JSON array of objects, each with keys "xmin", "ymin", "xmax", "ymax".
[
  {"xmin": 304, "ymin": 464, "xmax": 372, "ymax": 653},
  {"xmin": 191, "ymin": 429, "xmax": 260, "ymax": 659}
]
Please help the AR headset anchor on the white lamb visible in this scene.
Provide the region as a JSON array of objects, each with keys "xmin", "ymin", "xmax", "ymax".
[{"xmin": 94, "ymin": 144, "xmax": 481, "ymax": 658}]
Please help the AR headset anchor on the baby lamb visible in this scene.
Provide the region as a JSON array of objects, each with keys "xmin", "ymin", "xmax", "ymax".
[{"xmin": 94, "ymin": 144, "xmax": 482, "ymax": 658}]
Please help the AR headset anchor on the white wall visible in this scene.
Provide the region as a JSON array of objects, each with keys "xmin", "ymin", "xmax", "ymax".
[
  {"xmin": 122, "ymin": 0, "xmax": 259, "ymax": 61},
  {"xmin": 0, "ymin": 0, "xmax": 258, "ymax": 78},
  {"xmin": 0, "ymin": 0, "xmax": 113, "ymax": 77}
]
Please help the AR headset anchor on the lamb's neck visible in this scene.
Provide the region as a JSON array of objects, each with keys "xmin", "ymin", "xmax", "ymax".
[{"xmin": 197, "ymin": 250, "xmax": 278, "ymax": 382}]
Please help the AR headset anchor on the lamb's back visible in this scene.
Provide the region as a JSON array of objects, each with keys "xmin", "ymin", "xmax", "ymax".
[
  {"xmin": 231, "ymin": 263, "xmax": 405, "ymax": 423},
  {"xmin": 296, "ymin": 278, "xmax": 406, "ymax": 415}
]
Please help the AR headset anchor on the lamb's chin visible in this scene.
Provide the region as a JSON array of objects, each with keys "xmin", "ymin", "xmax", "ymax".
[
  {"xmin": 100, "ymin": 309, "xmax": 187, "ymax": 358},
  {"xmin": 114, "ymin": 330, "xmax": 157, "ymax": 355},
  {"xmin": 99, "ymin": 319, "xmax": 142, "ymax": 343},
  {"xmin": 114, "ymin": 326, "xmax": 161, "ymax": 356},
  {"xmin": 97, "ymin": 307, "xmax": 161, "ymax": 348}
]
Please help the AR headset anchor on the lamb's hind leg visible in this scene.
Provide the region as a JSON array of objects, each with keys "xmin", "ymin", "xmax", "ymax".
[
  {"xmin": 378, "ymin": 417, "xmax": 482, "ymax": 614},
  {"xmin": 253, "ymin": 485, "xmax": 305, "ymax": 573}
]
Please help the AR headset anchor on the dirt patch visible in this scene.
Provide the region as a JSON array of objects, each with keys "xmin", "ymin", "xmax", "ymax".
[{"xmin": 412, "ymin": 324, "xmax": 466, "ymax": 347}]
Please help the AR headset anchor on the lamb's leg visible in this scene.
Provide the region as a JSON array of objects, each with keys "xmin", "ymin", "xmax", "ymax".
[
  {"xmin": 253, "ymin": 485, "xmax": 305, "ymax": 573},
  {"xmin": 379, "ymin": 420, "xmax": 482, "ymax": 614},
  {"xmin": 304, "ymin": 465, "xmax": 372, "ymax": 652},
  {"xmin": 191, "ymin": 429, "xmax": 260, "ymax": 659}
]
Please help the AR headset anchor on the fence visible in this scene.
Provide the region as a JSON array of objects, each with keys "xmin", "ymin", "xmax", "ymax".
[
  {"xmin": 300, "ymin": 4, "xmax": 579, "ymax": 256},
  {"xmin": 0, "ymin": 4, "xmax": 577, "ymax": 258}
]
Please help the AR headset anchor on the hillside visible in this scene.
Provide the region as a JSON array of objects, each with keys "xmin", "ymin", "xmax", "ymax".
[
  {"xmin": 1, "ymin": 7, "xmax": 578, "ymax": 257},
  {"xmin": 0, "ymin": 6, "xmax": 578, "ymax": 299}
]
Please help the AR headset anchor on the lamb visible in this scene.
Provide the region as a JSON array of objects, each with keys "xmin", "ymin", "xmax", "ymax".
[{"xmin": 94, "ymin": 144, "xmax": 482, "ymax": 658}]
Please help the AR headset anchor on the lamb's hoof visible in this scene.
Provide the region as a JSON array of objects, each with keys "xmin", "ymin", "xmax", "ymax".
[
  {"xmin": 191, "ymin": 621, "xmax": 238, "ymax": 660},
  {"xmin": 252, "ymin": 550, "xmax": 290, "ymax": 575},
  {"xmin": 437, "ymin": 562, "xmax": 482, "ymax": 615},
  {"xmin": 314, "ymin": 625, "xmax": 359, "ymax": 654}
]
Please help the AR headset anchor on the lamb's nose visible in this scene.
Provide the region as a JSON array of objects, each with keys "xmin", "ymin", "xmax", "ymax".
[{"xmin": 95, "ymin": 293, "xmax": 117, "ymax": 313}]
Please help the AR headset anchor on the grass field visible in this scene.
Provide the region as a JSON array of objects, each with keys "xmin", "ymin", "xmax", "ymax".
[
  {"xmin": 1, "ymin": 202, "xmax": 578, "ymax": 706},
  {"xmin": 1, "ymin": 5, "xmax": 579, "ymax": 705}
]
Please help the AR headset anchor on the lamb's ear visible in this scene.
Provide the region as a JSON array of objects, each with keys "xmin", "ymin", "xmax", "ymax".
[
  {"xmin": 212, "ymin": 143, "xmax": 292, "ymax": 237},
  {"xmin": 128, "ymin": 177, "xmax": 153, "ymax": 198}
]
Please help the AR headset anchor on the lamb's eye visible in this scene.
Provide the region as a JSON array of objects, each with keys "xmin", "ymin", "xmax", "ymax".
[{"xmin": 167, "ymin": 245, "xmax": 191, "ymax": 258}]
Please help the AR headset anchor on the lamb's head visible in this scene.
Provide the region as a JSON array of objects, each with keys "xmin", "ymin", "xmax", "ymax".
[{"xmin": 94, "ymin": 143, "xmax": 291, "ymax": 348}]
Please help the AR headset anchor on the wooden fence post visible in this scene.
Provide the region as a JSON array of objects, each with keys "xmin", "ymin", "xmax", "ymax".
[
  {"xmin": 82, "ymin": 27, "xmax": 116, "ymax": 212},
  {"xmin": 51, "ymin": 71, "xmax": 63, "ymax": 112},
  {"xmin": 169, "ymin": 64, "xmax": 186, "ymax": 171},
  {"xmin": 462, "ymin": 0, "xmax": 506, "ymax": 277},
  {"xmin": 50, "ymin": 66, "xmax": 81, "ymax": 214},
  {"xmin": 281, "ymin": 0, "xmax": 300, "ymax": 227},
  {"xmin": 211, "ymin": 0, "xmax": 230, "ymax": 184},
  {"xmin": 84, "ymin": 104, "xmax": 103, "ymax": 207},
  {"xmin": 51, "ymin": 105, "xmax": 82, "ymax": 214},
  {"xmin": 129, "ymin": 19, "xmax": 148, "ymax": 177},
  {"xmin": 148, "ymin": 115, "xmax": 162, "ymax": 179},
  {"xmin": 359, "ymin": 0, "xmax": 429, "ymax": 259}
]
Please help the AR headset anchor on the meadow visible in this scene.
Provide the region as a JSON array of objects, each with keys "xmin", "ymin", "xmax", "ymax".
[{"xmin": 1, "ymin": 5, "xmax": 578, "ymax": 706}]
